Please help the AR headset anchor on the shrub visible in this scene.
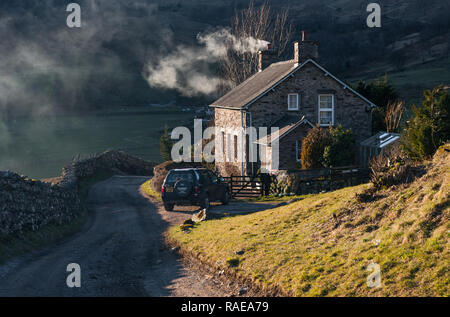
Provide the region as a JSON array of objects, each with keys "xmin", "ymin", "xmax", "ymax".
[
  {"xmin": 385, "ymin": 100, "xmax": 405, "ymax": 133},
  {"xmin": 369, "ymin": 146, "xmax": 414, "ymax": 189},
  {"xmin": 301, "ymin": 125, "xmax": 355, "ymax": 169},
  {"xmin": 301, "ymin": 125, "xmax": 331, "ymax": 169},
  {"xmin": 323, "ymin": 125, "xmax": 355, "ymax": 167},
  {"xmin": 402, "ymin": 86, "xmax": 450, "ymax": 160}
]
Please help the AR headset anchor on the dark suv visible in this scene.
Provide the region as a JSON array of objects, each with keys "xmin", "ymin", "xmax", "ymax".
[{"xmin": 161, "ymin": 168, "xmax": 230, "ymax": 211}]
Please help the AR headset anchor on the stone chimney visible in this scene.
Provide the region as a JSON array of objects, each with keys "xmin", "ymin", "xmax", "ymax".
[
  {"xmin": 294, "ymin": 31, "xmax": 318, "ymax": 66},
  {"xmin": 258, "ymin": 43, "xmax": 278, "ymax": 72}
]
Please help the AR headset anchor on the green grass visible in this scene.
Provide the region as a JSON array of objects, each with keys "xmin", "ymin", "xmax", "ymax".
[
  {"xmin": 140, "ymin": 179, "xmax": 162, "ymax": 201},
  {"xmin": 169, "ymin": 148, "xmax": 450, "ymax": 296},
  {"xmin": 0, "ymin": 172, "xmax": 114, "ymax": 265},
  {"xmin": 248, "ymin": 194, "xmax": 310, "ymax": 202}
]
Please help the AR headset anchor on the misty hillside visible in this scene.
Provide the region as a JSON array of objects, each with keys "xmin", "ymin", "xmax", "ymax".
[{"xmin": 0, "ymin": 0, "xmax": 449, "ymax": 116}]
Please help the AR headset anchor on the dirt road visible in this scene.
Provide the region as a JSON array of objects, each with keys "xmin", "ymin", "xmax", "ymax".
[{"xmin": 0, "ymin": 176, "xmax": 237, "ymax": 297}]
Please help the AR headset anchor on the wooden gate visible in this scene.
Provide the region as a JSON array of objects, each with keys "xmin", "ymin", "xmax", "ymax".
[{"xmin": 222, "ymin": 174, "xmax": 271, "ymax": 198}]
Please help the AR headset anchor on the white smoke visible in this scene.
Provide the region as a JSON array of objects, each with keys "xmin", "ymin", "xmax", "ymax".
[
  {"xmin": 0, "ymin": 0, "xmax": 164, "ymax": 175},
  {"xmin": 197, "ymin": 28, "xmax": 270, "ymax": 55},
  {"xmin": 144, "ymin": 28, "xmax": 270, "ymax": 96}
]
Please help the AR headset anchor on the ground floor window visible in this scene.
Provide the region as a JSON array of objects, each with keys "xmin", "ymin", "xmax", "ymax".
[
  {"xmin": 234, "ymin": 135, "xmax": 238, "ymax": 161},
  {"xmin": 226, "ymin": 133, "xmax": 231, "ymax": 161},
  {"xmin": 221, "ymin": 131, "xmax": 225, "ymax": 160},
  {"xmin": 296, "ymin": 140, "xmax": 302, "ymax": 163}
]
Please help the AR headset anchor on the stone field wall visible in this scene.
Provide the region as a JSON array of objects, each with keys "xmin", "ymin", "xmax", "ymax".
[{"xmin": 0, "ymin": 151, "xmax": 156, "ymax": 239}]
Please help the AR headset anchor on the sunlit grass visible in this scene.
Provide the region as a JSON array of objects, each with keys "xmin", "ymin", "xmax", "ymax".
[
  {"xmin": 169, "ymin": 149, "xmax": 450, "ymax": 296},
  {"xmin": 141, "ymin": 179, "xmax": 162, "ymax": 201}
]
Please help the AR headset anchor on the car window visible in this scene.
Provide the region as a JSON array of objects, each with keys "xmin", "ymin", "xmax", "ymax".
[{"xmin": 166, "ymin": 171, "xmax": 194, "ymax": 183}]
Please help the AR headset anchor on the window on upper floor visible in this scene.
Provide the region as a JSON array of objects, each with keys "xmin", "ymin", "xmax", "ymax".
[
  {"xmin": 318, "ymin": 94, "xmax": 334, "ymax": 126},
  {"xmin": 288, "ymin": 93, "xmax": 299, "ymax": 111}
]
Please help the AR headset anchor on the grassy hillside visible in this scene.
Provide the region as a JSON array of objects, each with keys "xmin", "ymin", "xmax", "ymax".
[{"xmin": 169, "ymin": 145, "xmax": 449, "ymax": 296}]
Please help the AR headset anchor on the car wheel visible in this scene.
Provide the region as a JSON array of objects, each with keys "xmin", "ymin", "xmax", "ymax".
[
  {"xmin": 164, "ymin": 203, "xmax": 174, "ymax": 211},
  {"xmin": 221, "ymin": 190, "xmax": 230, "ymax": 205},
  {"xmin": 201, "ymin": 196, "xmax": 210, "ymax": 209}
]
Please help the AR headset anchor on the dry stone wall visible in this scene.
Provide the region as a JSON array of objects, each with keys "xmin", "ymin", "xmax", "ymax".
[
  {"xmin": 0, "ymin": 151, "xmax": 156, "ymax": 239},
  {"xmin": 0, "ymin": 171, "xmax": 81, "ymax": 237}
]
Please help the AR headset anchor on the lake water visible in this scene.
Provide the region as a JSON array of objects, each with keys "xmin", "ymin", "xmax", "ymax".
[{"xmin": 0, "ymin": 108, "xmax": 195, "ymax": 179}]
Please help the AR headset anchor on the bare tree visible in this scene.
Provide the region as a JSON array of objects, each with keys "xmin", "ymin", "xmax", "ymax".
[
  {"xmin": 385, "ymin": 100, "xmax": 405, "ymax": 133},
  {"xmin": 221, "ymin": 1, "xmax": 293, "ymax": 87}
]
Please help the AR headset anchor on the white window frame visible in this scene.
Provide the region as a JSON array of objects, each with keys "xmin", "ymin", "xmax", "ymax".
[
  {"xmin": 288, "ymin": 93, "xmax": 299, "ymax": 111},
  {"xmin": 296, "ymin": 140, "xmax": 302, "ymax": 163},
  {"xmin": 318, "ymin": 94, "xmax": 334, "ymax": 126}
]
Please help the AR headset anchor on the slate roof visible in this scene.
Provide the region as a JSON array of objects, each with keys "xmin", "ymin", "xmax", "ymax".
[
  {"xmin": 210, "ymin": 59, "xmax": 376, "ymax": 109},
  {"xmin": 255, "ymin": 115, "xmax": 314, "ymax": 145},
  {"xmin": 211, "ymin": 60, "xmax": 298, "ymax": 109}
]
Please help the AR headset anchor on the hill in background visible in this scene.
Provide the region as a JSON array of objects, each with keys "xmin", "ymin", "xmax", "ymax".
[{"xmin": 0, "ymin": 0, "xmax": 448, "ymax": 114}]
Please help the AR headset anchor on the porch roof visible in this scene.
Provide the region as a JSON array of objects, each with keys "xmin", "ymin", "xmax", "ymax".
[{"xmin": 254, "ymin": 115, "xmax": 314, "ymax": 146}]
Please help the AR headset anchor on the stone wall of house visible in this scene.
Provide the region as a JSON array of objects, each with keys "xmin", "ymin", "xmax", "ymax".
[
  {"xmin": 213, "ymin": 62, "xmax": 372, "ymax": 175},
  {"xmin": 277, "ymin": 123, "xmax": 310, "ymax": 170},
  {"xmin": 214, "ymin": 108, "xmax": 246, "ymax": 176},
  {"xmin": 248, "ymin": 62, "xmax": 372, "ymax": 144},
  {"xmin": 0, "ymin": 150, "xmax": 156, "ymax": 239}
]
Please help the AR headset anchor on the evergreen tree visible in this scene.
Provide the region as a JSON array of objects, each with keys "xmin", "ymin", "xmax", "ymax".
[
  {"xmin": 160, "ymin": 125, "xmax": 173, "ymax": 162},
  {"xmin": 402, "ymin": 86, "xmax": 450, "ymax": 160}
]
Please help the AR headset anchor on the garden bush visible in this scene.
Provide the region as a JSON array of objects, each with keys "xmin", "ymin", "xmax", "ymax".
[
  {"xmin": 323, "ymin": 126, "xmax": 355, "ymax": 167},
  {"xmin": 301, "ymin": 125, "xmax": 331, "ymax": 169},
  {"xmin": 301, "ymin": 125, "xmax": 355, "ymax": 169}
]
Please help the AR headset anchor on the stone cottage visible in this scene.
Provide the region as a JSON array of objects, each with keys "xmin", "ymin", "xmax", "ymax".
[{"xmin": 210, "ymin": 32, "xmax": 376, "ymax": 176}]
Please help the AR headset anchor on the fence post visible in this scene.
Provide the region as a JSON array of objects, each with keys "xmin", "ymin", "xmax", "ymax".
[
  {"xmin": 329, "ymin": 168, "xmax": 333, "ymax": 192},
  {"xmin": 230, "ymin": 176, "xmax": 233, "ymax": 196}
]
